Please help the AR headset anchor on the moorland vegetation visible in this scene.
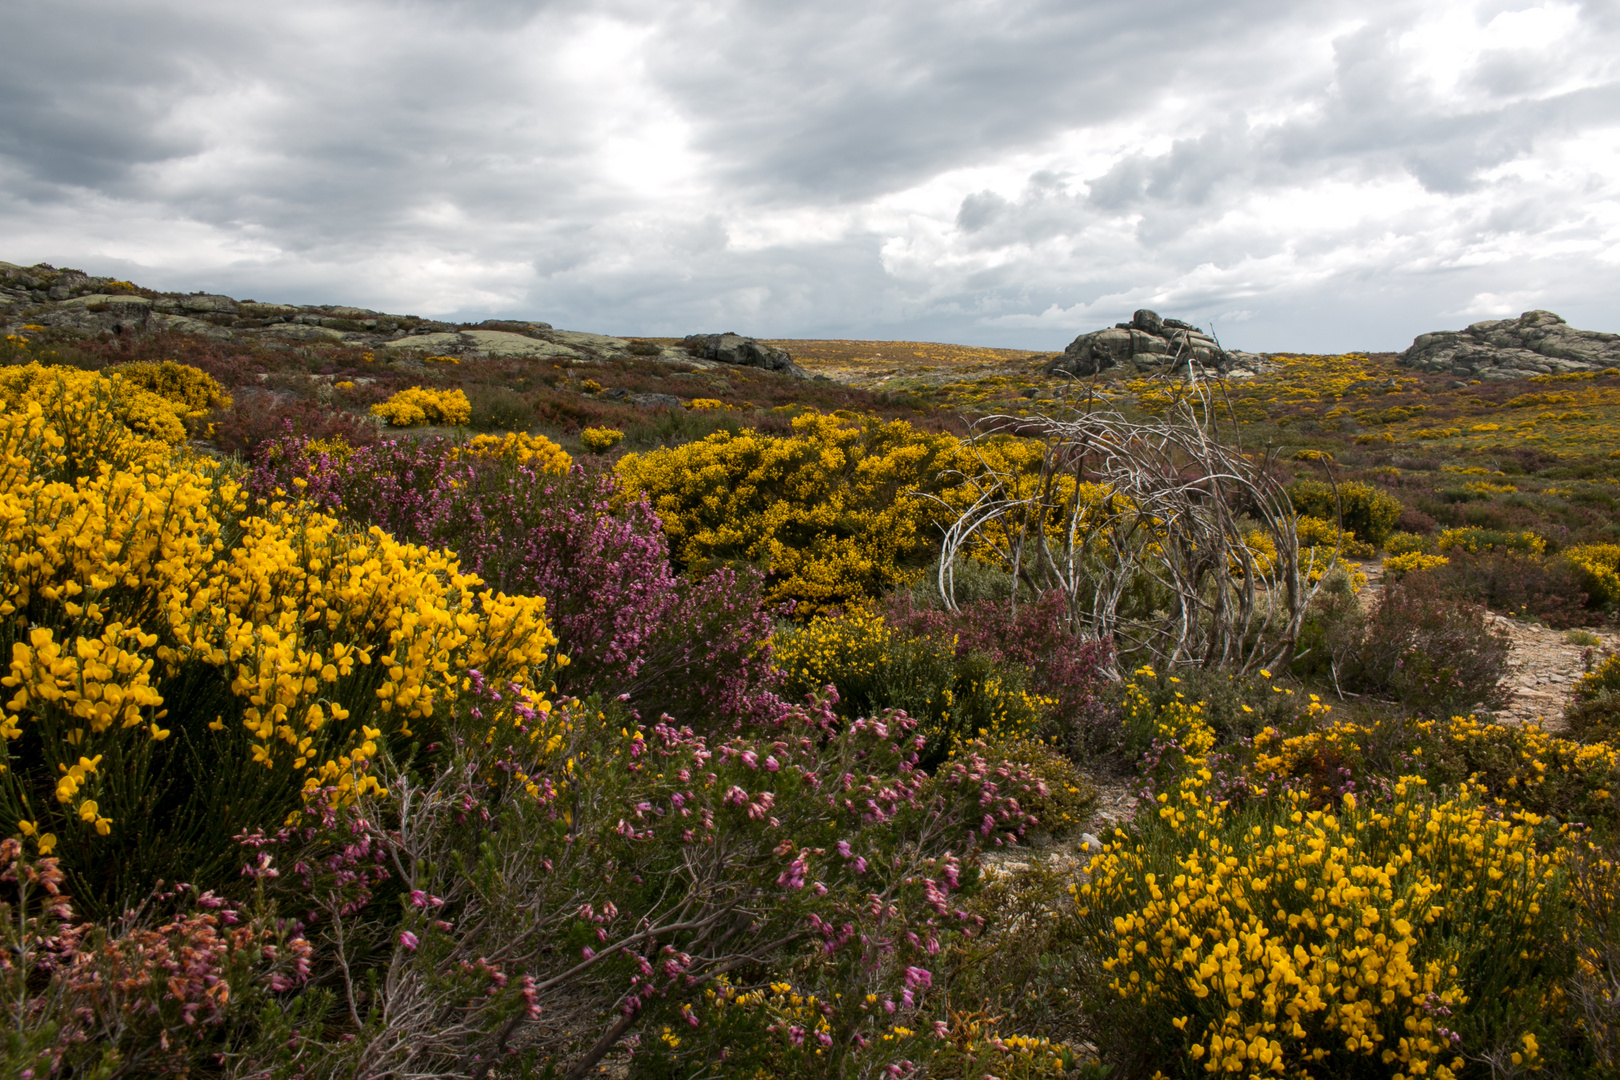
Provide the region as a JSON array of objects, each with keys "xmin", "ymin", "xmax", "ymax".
[{"xmin": 5, "ymin": 296, "xmax": 1620, "ymax": 1079}]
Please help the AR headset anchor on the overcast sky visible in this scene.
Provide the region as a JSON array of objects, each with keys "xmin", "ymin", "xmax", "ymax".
[{"xmin": 3, "ymin": 0, "xmax": 1618, "ymax": 352}]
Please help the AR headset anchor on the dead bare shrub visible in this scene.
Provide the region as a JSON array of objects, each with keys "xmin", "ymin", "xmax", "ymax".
[{"xmin": 936, "ymin": 381, "xmax": 1331, "ymax": 675}]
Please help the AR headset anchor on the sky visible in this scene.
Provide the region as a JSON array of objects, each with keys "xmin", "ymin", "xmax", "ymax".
[{"xmin": 2, "ymin": 0, "xmax": 1618, "ymax": 353}]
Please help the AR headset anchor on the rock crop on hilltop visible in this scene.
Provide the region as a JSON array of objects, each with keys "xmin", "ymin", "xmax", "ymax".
[
  {"xmin": 1045, "ymin": 308, "xmax": 1261, "ymax": 378},
  {"xmin": 681, "ymin": 331, "xmax": 810, "ymax": 378},
  {"xmin": 0, "ymin": 260, "xmax": 714, "ymax": 369},
  {"xmin": 1400, "ymin": 309, "xmax": 1620, "ymax": 380}
]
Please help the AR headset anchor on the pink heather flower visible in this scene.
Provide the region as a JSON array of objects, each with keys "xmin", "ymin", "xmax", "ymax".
[
  {"xmin": 777, "ymin": 852, "xmax": 808, "ymax": 890},
  {"xmin": 581, "ymin": 946, "xmax": 596, "ymax": 960},
  {"xmin": 399, "ymin": 931, "xmax": 419, "ymax": 951}
]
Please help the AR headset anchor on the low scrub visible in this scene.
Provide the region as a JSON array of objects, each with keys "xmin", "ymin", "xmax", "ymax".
[
  {"xmin": 1298, "ymin": 572, "xmax": 1510, "ymax": 715},
  {"xmin": 1076, "ymin": 775, "xmax": 1569, "ymax": 1078},
  {"xmin": 1286, "ymin": 478, "xmax": 1403, "ymax": 547},
  {"xmin": 774, "ymin": 606, "xmax": 1050, "ymax": 763},
  {"xmin": 249, "ymin": 433, "xmax": 777, "ymax": 726}
]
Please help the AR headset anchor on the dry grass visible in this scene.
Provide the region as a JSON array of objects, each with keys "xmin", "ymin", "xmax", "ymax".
[{"xmin": 769, "ymin": 339, "xmax": 1043, "ymax": 387}]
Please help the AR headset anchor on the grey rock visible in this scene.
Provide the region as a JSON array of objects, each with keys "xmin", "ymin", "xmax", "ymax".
[
  {"xmin": 1224, "ymin": 351, "xmax": 1265, "ymax": 377},
  {"xmin": 682, "ymin": 332, "xmax": 808, "ymax": 378},
  {"xmin": 379, "ymin": 329, "xmax": 578, "ymax": 361},
  {"xmin": 180, "ymin": 294, "xmax": 239, "ymax": 315},
  {"xmin": 1079, "ymin": 833, "xmax": 1103, "ymax": 854},
  {"xmin": 1050, "ymin": 308, "xmax": 1235, "ymax": 377},
  {"xmin": 239, "ymin": 302, "xmax": 300, "ymax": 318},
  {"xmin": 476, "ymin": 318, "xmax": 553, "ymax": 334},
  {"xmin": 1399, "ymin": 310, "xmax": 1620, "ymax": 381},
  {"xmin": 33, "ymin": 294, "xmax": 154, "ymax": 337},
  {"xmin": 1130, "ymin": 308, "xmax": 1163, "ymax": 335},
  {"xmin": 249, "ymin": 322, "xmax": 348, "ymax": 342},
  {"xmin": 150, "ymin": 312, "xmax": 233, "ymax": 339},
  {"xmin": 630, "ymin": 392, "xmax": 682, "ymax": 409}
]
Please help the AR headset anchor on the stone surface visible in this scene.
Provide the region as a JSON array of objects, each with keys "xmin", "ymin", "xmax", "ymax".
[
  {"xmin": 150, "ymin": 312, "xmax": 233, "ymax": 339},
  {"xmin": 34, "ymin": 294, "xmax": 154, "ymax": 337},
  {"xmin": 629, "ymin": 392, "xmax": 682, "ymax": 409},
  {"xmin": 247, "ymin": 321, "xmax": 350, "ymax": 342},
  {"xmin": 0, "ymin": 262, "xmax": 818, "ymax": 391},
  {"xmin": 1048, "ymin": 308, "xmax": 1236, "ymax": 377},
  {"xmin": 1398, "ymin": 310, "xmax": 1620, "ymax": 381},
  {"xmin": 180, "ymin": 294, "xmax": 239, "ymax": 315},
  {"xmin": 682, "ymin": 332, "xmax": 808, "ymax": 378}
]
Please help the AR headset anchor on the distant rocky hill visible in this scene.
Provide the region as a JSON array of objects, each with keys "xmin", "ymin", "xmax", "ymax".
[
  {"xmin": 0, "ymin": 261, "xmax": 805, "ymax": 377},
  {"xmin": 1046, "ymin": 308, "xmax": 1262, "ymax": 378},
  {"xmin": 1399, "ymin": 310, "xmax": 1620, "ymax": 381}
]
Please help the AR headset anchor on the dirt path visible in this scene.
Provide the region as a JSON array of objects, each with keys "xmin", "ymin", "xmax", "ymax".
[
  {"xmin": 1348, "ymin": 560, "xmax": 1616, "ymax": 730},
  {"xmin": 1489, "ymin": 614, "xmax": 1615, "ymax": 727}
]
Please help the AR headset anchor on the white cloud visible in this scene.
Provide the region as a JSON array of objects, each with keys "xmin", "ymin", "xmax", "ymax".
[{"xmin": 0, "ymin": 0, "xmax": 1617, "ymax": 351}]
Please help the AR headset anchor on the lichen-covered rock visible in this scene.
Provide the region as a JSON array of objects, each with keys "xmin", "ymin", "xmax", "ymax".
[
  {"xmin": 1399, "ymin": 310, "xmax": 1620, "ymax": 380},
  {"xmin": 682, "ymin": 332, "xmax": 808, "ymax": 378},
  {"xmin": 1047, "ymin": 309, "xmax": 1233, "ymax": 377}
]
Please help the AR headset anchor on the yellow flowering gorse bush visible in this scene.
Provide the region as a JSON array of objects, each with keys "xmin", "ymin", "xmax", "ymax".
[
  {"xmin": 0, "ymin": 362, "xmax": 192, "ymax": 471},
  {"xmin": 1077, "ymin": 768, "xmax": 1558, "ymax": 1079},
  {"xmin": 617, "ymin": 413, "xmax": 969, "ymax": 612},
  {"xmin": 454, "ymin": 431, "xmax": 571, "ymax": 473},
  {"xmin": 105, "ymin": 360, "xmax": 231, "ymax": 418},
  {"xmin": 0, "ymin": 367, "xmax": 560, "ymax": 871},
  {"xmin": 1562, "ymin": 543, "xmax": 1620, "ymax": 607},
  {"xmin": 579, "ymin": 426, "xmax": 624, "ymax": 453},
  {"xmin": 370, "ymin": 386, "xmax": 472, "ymax": 427},
  {"xmin": 1382, "ymin": 552, "xmax": 1450, "ymax": 576},
  {"xmin": 773, "ymin": 606, "xmax": 1051, "ymax": 750}
]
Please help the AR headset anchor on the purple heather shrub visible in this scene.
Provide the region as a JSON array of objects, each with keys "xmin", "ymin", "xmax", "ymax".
[
  {"xmin": 234, "ymin": 680, "xmax": 1044, "ymax": 1078},
  {"xmin": 247, "ymin": 435, "xmax": 778, "ymax": 724}
]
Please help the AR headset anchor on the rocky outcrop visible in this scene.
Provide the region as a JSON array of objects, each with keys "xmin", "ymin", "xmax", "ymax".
[
  {"xmin": 1399, "ymin": 310, "xmax": 1620, "ymax": 381},
  {"xmin": 1047, "ymin": 309, "xmax": 1255, "ymax": 378},
  {"xmin": 597, "ymin": 388, "xmax": 682, "ymax": 409},
  {"xmin": 682, "ymin": 332, "xmax": 808, "ymax": 378},
  {"xmin": 0, "ymin": 261, "xmax": 721, "ymax": 372}
]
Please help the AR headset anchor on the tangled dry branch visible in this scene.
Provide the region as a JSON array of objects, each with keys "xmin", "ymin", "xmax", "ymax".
[{"xmin": 936, "ymin": 381, "xmax": 1333, "ymax": 675}]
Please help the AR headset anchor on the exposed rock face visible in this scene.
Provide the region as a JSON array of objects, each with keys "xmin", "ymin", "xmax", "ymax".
[
  {"xmin": 1047, "ymin": 309, "xmax": 1253, "ymax": 377},
  {"xmin": 0, "ymin": 261, "xmax": 713, "ymax": 372},
  {"xmin": 1399, "ymin": 310, "xmax": 1620, "ymax": 380},
  {"xmin": 682, "ymin": 332, "xmax": 808, "ymax": 378}
]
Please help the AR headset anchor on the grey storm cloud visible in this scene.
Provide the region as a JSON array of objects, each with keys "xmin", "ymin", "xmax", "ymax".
[{"xmin": 1, "ymin": 0, "xmax": 1617, "ymax": 351}]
